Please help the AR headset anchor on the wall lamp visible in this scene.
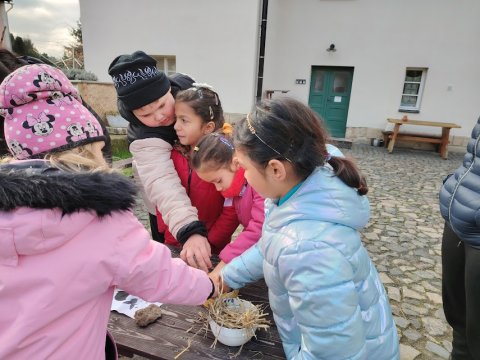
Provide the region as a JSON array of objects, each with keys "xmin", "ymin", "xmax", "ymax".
[{"xmin": 326, "ymin": 43, "xmax": 336, "ymax": 52}]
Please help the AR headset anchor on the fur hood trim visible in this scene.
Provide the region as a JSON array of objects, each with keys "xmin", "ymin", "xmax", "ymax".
[{"xmin": 0, "ymin": 162, "xmax": 137, "ymax": 216}]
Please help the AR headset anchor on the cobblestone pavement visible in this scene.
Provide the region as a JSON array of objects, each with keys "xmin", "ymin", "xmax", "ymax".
[{"xmin": 130, "ymin": 144, "xmax": 464, "ymax": 360}]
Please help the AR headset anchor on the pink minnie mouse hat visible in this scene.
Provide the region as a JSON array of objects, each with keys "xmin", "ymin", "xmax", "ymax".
[{"xmin": 0, "ymin": 63, "xmax": 105, "ymax": 159}]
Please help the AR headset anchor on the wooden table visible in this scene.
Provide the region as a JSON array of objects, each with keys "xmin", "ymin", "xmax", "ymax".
[
  {"xmin": 386, "ymin": 118, "xmax": 461, "ymax": 159},
  {"xmin": 108, "ymin": 248, "xmax": 286, "ymax": 360}
]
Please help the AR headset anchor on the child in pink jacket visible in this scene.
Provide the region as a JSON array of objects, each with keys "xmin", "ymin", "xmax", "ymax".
[
  {"xmin": 190, "ymin": 126, "xmax": 265, "ymax": 278},
  {"xmin": 0, "ymin": 64, "xmax": 216, "ymax": 360}
]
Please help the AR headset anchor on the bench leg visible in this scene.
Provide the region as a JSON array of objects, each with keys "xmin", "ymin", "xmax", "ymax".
[
  {"xmin": 387, "ymin": 124, "xmax": 401, "ymax": 153},
  {"xmin": 383, "ymin": 133, "xmax": 391, "ymax": 148},
  {"xmin": 440, "ymin": 128, "xmax": 451, "ymax": 159}
]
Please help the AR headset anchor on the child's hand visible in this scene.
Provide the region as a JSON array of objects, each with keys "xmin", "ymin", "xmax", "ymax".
[
  {"xmin": 180, "ymin": 234, "xmax": 212, "ymax": 272},
  {"xmin": 209, "ymin": 261, "xmax": 226, "ymax": 283},
  {"xmin": 209, "ymin": 262, "xmax": 231, "ymax": 294},
  {"xmin": 207, "ymin": 273, "xmax": 220, "ymax": 299},
  {"xmin": 220, "ymin": 279, "xmax": 231, "ymax": 294}
]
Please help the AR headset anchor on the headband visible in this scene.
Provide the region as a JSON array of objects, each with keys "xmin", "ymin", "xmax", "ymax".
[{"xmin": 246, "ymin": 113, "xmax": 292, "ymax": 163}]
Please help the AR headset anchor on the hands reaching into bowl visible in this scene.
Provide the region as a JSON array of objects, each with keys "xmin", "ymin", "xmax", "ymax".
[{"xmin": 208, "ymin": 261, "xmax": 231, "ymax": 296}]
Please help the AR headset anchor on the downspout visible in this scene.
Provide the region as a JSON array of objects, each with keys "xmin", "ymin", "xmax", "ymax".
[
  {"xmin": 255, "ymin": 0, "xmax": 268, "ymax": 103},
  {"xmin": 0, "ymin": 1, "xmax": 13, "ymax": 50}
]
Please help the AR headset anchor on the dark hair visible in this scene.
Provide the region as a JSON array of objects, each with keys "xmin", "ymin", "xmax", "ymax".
[
  {"xmin": 0, "ymin": 48, "xmax": 28, "ymax": 83},
  {"xmin": 0, "ymin": 49, "xmax": 29, "ymax": 155},
  {"xmin": 191, "ymin": 126, "xmax": 234, "ymax": 171},
  {"xmin": 175, "ymin": 85, "xmax": 224, "ymax": 130},
  {"xmin": 234, "ymin": 97, "xmax": 368, "ymax": 195}
]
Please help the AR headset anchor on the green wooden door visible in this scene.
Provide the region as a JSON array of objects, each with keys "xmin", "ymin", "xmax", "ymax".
[{"xmin": 308, "ymin": 67, "xmax": 354, "ymax": 138}]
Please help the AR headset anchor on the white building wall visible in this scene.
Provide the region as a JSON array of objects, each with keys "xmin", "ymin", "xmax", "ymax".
[
  {"xmin": 80, "ymin": 0, "xmax": 480, "ymax": 137},
  {"xmin": 79, "ymin": 0, "xmax": 260, "ymax": 114},
  {"xmin": 263, "ymin": 0, "xmax": 480, "ymax": 137}
]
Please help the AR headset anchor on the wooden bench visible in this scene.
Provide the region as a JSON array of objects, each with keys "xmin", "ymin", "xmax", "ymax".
[
  {"xmin": 385, "ymin": 118, "xmax": 461, "ymax": 159},
  {"xmin": 382, "ymin": 130, "xmax": 442, "ymax": 149}
]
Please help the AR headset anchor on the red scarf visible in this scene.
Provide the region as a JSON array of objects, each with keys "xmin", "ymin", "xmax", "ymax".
[{"xmin": 221, "ymin": 168, "xmax": 246, "ymax": 198}]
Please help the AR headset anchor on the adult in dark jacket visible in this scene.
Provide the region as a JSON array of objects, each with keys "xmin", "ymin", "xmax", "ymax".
[{"xmin": 439, "ymin": 116, "xmax": 480, "ymax": 360}]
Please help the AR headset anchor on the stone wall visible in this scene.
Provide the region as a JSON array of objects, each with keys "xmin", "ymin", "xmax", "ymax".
[{"xmin": 72, "ymin": 81, "xmax": 118, "ymax": 124}]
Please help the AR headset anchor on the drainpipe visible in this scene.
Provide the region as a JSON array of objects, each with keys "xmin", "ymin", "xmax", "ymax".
[
  {"xmin": 0, "ymin": 1, "xmax": 13, "ymax": 50},
  {"xmin": 255, "ymin": 0, "xmax": 268, "ymax": 103}
]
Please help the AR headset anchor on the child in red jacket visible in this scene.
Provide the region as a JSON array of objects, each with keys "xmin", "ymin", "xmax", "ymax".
[{"xmin": 156, "ymin": 84, "xmax": 239, "ymax": 267}]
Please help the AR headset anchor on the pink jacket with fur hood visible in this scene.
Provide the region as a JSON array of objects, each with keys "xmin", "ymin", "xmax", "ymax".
[{"xmin": 0, "ymin": 161, "xmax": 212, "ymax": 360}]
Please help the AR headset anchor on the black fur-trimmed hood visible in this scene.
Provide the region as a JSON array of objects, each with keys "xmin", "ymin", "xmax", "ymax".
[{"xmin": 0, "ymin": 161, "xmax": 137, "ymax": 216}]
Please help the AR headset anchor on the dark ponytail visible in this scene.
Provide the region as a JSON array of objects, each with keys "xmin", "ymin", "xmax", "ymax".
[{"xmin": 327, "ymin": 156, "xmax": 368, "ymax": 195}]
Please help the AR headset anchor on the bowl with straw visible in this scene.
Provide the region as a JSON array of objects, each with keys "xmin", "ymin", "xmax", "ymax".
[{"xmin": 205, "ymin": 296, "xmax": 270, "ymax": 347}]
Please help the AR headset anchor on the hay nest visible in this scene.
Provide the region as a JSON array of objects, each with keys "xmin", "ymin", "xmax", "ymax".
[{"xmin": 204, "ymin": 291, "xmax": 270, "ymax": 331}]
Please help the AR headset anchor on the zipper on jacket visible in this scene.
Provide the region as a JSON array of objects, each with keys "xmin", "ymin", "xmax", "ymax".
[{"xmin": 447, "ymin": 134, "xmax": 480, "ymax": 234}]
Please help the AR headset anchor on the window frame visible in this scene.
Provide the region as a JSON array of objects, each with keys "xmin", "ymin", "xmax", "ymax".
[
  {"xmin": 399, "ymin": 68, "xmax": 427, "ymax": 113},
  {"xmin": 150, "ymin": 55, "xmax": 176, "ymax": 76}
]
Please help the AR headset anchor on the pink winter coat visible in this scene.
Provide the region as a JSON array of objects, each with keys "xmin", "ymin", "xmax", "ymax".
[
  {"xmin": 218, "ymin": 170, "xmax": 265, "ymax": 263},
  {"xmin": 0, "ymin": 161, "xmax": 212, "ymax": 360}
]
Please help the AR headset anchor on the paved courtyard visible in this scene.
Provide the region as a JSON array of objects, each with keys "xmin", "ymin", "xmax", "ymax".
[
  {"xmin": 345, "ymin": 144, "xmax": 463, "ymax": 360},
  {"xmin": 131, "ymin": 143, "xmax": 465, "ymax": 360}
]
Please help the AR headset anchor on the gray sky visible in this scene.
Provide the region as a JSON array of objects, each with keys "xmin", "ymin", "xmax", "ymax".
[{"xmin": 7, "ymin": 0, "xmax": 80, "ymax": 58}]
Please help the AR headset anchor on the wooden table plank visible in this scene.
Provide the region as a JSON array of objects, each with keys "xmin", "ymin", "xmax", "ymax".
[
  {"xmin": 109, "ymin": 283, "xmax": 285, "ymax": 360},
  {"xmin": 109, "ymin": 246, "xmax": 286, "ymax": 360},
  {"xmin": 387, "ymin": 118, "xmax": 461, "ymax": 128}
]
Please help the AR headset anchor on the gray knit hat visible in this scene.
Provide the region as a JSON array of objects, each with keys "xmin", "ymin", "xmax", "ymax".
[{"xmin": 108, "ymin": 51, "xmax": 170, "ymax": 110}]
